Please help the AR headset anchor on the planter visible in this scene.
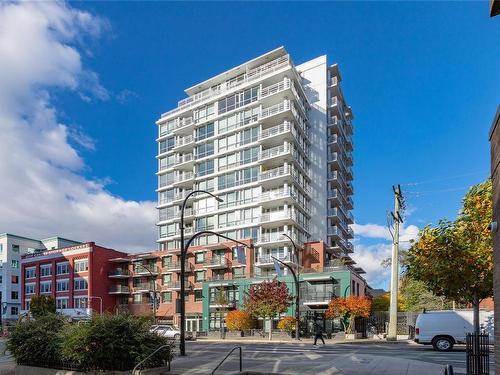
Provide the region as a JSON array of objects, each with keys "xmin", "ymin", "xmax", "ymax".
[
  {"xmin": 345, "ymin": 333, "xmax": 363, "ymax": 340},
  {"xmin": 15, "ymin": 365, "xmax": 171, "ymax": 375}
]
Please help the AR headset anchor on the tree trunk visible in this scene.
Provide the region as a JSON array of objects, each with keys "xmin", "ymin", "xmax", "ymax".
[
  {"xmin": 472, "ymin": 289, "xmax": 480, "ymax": 335},
  {"xmin": 268, "ymin": 318, "xmax": 272, "ymax": 341}
]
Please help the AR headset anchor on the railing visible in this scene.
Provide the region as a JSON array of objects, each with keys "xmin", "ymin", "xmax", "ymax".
[
  {"xmin": 211, "ymin": 346, "xmax": 242, "ymax": 375},
  {"xmin": 163, "ymin": 261, "xmax": 191, "ymax": 271},
  {"xmin": 132, "ymin": 343, "xmax": 174, "ymax": 374},
  {"xmin": 301, "ymin": 291, "xmax": 335, "ymax": 302},
  {"xmin": 259, "ymin": 165, "xmax": 291, "ymax": 181},
  {"xmin": 173, "ymin": 172, "xmax": 194, "ymax": 184},
  {"xmin": 256, "ymin": 233, "xmax": 304, "ymax": 246},
  {"xmin": 206, "ymin": 275, "xmax": 228, "ymax": 282},
  {"xmin": 109, "ymin": 285, "xmax": 130, "ymax": 293},
  {"xmin": 260, "ymin": 78, "xmax": 290, "ymax": 99},
  {"xmin": 259, "ymin": 144, "xmax": 291, "ymax": 161},
  {"xmin": 205, "ymin": 257, "xmax": 228, "ymax": 267},
  {"xmin": 257, "ymin": 254, "xmax": 292, "ymax": 264},
  {"xmin": 133, "ymin": 265, "xmax": 159, "ymax": 274},
  {"xmin": 133, "ymin": 283, "xmax": 156, "ymax": 291},
  {"xmin": 161, "ymin": 55, "xmax": 290, "ymax": 118},
  {"xmin": 108, "ymin": 268, "xmax": 130, "ymax": 277},
  {"xmin": 261, "ymin": 100, "xmax": 291, "ymax": 119},
  {"xmin": 174, "ymin": 135, "xmax": 194, "ymax": 148}
]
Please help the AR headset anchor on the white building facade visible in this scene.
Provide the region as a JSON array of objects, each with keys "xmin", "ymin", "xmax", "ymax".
[
  {"xmin": 0, "ymin": 233, "xmax": 80, "ymax": 322},
  {"xmin": 156, "ymin": 47, "xmax": 354, "ymax": 275}
]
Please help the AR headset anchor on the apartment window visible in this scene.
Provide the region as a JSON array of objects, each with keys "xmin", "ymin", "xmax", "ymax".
[
  {"xmin": 132, "ymin": 294, "xmax": 142, "ymax": 304},
  {"xmin": 218, "ymin": 87, "xmax": 258, "ymax": 114},
  {"xmin": 159, "ymin": 119, "xmax": 175, "ymax": 137},
  {"xmin": 74, "ymin": 297, "xmax": 88, "ymax": 309},
  {"xmin": 40, "ymin": 281, "xmax": 52, "ymax": 294},
  {"xmin": 241, "ymin": 147, "xmax": 259, "ymax": 164},
  {"xmin": 195, "ymin": 252, "xmax": 205, "ymax": 264},
  {"xmin": 196, "ymin": 141, "xmax": 214, "ymax": 159},
  {"xmin": 159, "ymin": 138, "xmax": 175, "ymax": 154},
  {"xmin": 56, "ymin": 298, "xmax": 69, "ymax": 310},
  {"xmin": 0, "ymin": 244, "xmax": 2, "ymax": 253},
  {"xmin": 74, "ymin": 278, "xmax": 88, "ymax": 291},
  {"xmin": 196, "ymin": 159, "xmax": 214, "ymax": 177},
  {"xmin": 195, "ymin": 270, "xmax": 205, "ymax": 282},
  {"xmin": 196, "ymin": 216, "xmax": 215, "ymax": 231},
  {"xmin": 196, "ymin": 123, "xmax": 214, "ymax": 141},
  {"xmin": 218, "ymin": 211, "xmax": 237, "ymax": 228},
  {"xmin": 56, "ymin": 262, "xmax": 69, "ymax": 275},
  {"xmin": 162, "ymin": 256, "xmax": 173, "ymax": 268},
  {"xmin": 218, "ymin": 107, "xmax": 259, "ymax": 135},
  {"xmin": 218, "ymin": 167, "xmax": 258, "ymax": 190},
  {"xmin": 11, "ymin": 291, "xmax": 18, "ymax": 300},
  {"xmin": 196, "ymin": 178, "xmax": 214, "ymax": 192},
  {"xmin": 194, "ymin": 290, "xmax": 203, "ymax": 302},
  {"xmin": 25, "ymin": 267, "xmax": 36, "ymax": 279},
  {"xmin": 74, "ymin": 259, "xmax": 89, "ymax": 273},
  {"xmin": 40, "ymin": 264, "xmax": 52, "ymax": 277},
  {"xmin": 11, "ymin": 307, "xmax": 18, "ymax": 315},
  {"xmin": 11, "ymin": 260, "xmax": 19, "ymax": 269},
  {"xmin": 25, "ymin": 300, "xmax": 31, "ymax": 310},
  {"xmin": 162, "ymin": 292, "xmax": 172, "ymax": 303},
  {"xmin": 12, "ymin": 244, "xmax": 19, "ymax": 253},
  {"xmin": 25, "ymin": 283, "xmax": 35, "ymax": 295},
  {"xmin": 162, "ymin": 274, "xmax": 172, "ymax": 285},
  {"xmin": 241, "ymin": 127, "xmax": 259, "ymax": 145},
  {"xmin": 0, "ymin": 275, "xmax": 3, "ymax": 284},
  {"xmin": 194, "ymin": 103, "xmax": 214, "ymax": 122},
  {"xmin": 232, "ymin": 267, "xmax": 245, "ymax": 278},
  {"xmin": 11, "ymin": 275, "xmax": 18, "ymax": 284},
  {"xmin": 56, "ymin": 279, "xmax": 69, "ymax": 292}
]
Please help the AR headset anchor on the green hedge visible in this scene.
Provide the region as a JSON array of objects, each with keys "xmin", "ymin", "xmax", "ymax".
[{"xmin": 7, "ymin": 313, "xmax": 172, "ymax": 372}]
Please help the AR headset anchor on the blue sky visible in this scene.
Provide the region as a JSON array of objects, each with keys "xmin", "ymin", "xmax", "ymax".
[{"xmin": 1, "ymin": 1, "xmax": 498, "ymax": 289}]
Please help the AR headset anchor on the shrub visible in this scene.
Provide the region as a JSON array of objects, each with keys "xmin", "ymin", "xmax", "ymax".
[
  {"xmin": 29, "ymin": 295, "xmax": 56, "ymax": 318},
  {"xmin": 7, "ymin": 314, "xmax": 66, "ymax": 366},
  {"xmin": 277, "ymin": 316, "xmax": 296, "ymax": 334},
  {"xmin": 225, "ymin": 310, "xmax": 254, "ymax": 332},
  {"xmin": 60, "ymin": 313, "xmax": 171, "ymax": 371}
]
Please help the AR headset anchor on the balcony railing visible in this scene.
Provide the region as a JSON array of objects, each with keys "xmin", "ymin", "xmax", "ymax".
[
  {"xmin": 206, "ymin": 275, "xmax": 228, "ymax": 282},
  {"xmin": 260, "ymin": 78, "xmax": 291, "ymax": 99},
  {"xmin": 109, "ymin": 285, "xmax": 130, "ymax": 294},
  {"xmin": 205, "ymin": 257, "xmax": 228, "ymax": 267},
  {"xmin": 174, "ymin": 135, "xmax": 194, "ymax": 148},
  {"xmin": 108, "ymin": 268, "xmax": 130, "ymax": 277},
  {"xmin": 301, "ymin": 291, "xmax": 335, "ymax": 303},
  {"xmin": 133, "ymin": 265, "xmax": 159, "ymax": 274},
  {"xmin": 261, "ymin": 100, "xmax": 291, "ymax": 119},
  {"xmin": 256, "ymin": 233, "xmax": 304, "ymax": 246},
  {"xmin": 161, "ymin": 55, "xmax": 290, "ymax": 118},
  {"xmin": 259, "ymin": 144, "xmax": 291, "ymax": 161},
  {"xmin": 257, "ymin": 254, "xmax": 292, "ymax": 264},
  {"xmin": 133, "ymin": 283, "xmax": 156, "ymax": 291}
]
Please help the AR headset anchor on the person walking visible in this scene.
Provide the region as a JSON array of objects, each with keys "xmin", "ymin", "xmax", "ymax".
[{"xmin": 313, "ymin": 322, "xmax": 325, "ymax": 345}]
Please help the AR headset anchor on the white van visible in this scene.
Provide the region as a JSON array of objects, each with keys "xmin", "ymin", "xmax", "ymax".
[{"xmin": 414, "ymin": 310, "xmax": 494, "ymax": 351}]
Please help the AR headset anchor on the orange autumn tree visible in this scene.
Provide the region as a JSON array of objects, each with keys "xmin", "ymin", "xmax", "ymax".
[
  {"xmin": 225, "ymin": 310, "xmax": 254, "ymax": 333},
  {"xmin": 277, "ymin": 316, "xmax": 296, "ymax": 335},
  {"xmin": 325, "ymin": 296, "xmax": 371, "ymax": 334}
]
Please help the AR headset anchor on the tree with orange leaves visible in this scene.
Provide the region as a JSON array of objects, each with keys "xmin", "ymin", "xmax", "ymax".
[
  {"xmin": 225, "ymin": 310, "xmax": 254, "ymax": 335},
  {"xmin": 326, "ymin": 296, "xmax": 371, "ymax": 334}
]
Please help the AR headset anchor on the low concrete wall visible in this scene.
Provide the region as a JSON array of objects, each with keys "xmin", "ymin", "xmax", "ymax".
[{"xmin": 15, "ymin": 365, "xmax": 170, "ymax": 375}]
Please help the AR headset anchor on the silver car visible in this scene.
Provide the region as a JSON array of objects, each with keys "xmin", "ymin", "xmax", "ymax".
[{"xmin": 151, "ymin": 325, "xmax": 181, "ymax": 340}]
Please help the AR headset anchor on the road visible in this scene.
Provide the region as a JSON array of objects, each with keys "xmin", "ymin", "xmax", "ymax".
[{"xmin": 167, "ymin": 340, "xmax": 495, "ymax": 374}]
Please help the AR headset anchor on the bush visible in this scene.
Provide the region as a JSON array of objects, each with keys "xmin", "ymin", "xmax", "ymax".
[
  {"xmin": 7, "ymin": 314, "xmax": 66, "ymax": 366},
  {"xmin": 60, "ymin": 313, "xmax": 171, "ymax": 371},
  {"xmin": 29, "ymin": 295, "xmax": 56, "ymax": 318},
  {"xmin": 225, "ymin": 310, "xmax": 254, "ymax": 332},
  {"xmin": 277, "ymin": 316, "xmax": 296, "ymax": 334}
]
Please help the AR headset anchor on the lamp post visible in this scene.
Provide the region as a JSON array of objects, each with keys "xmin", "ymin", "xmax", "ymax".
[
  {"xmin": 180, "ymin": 190, "xmax": 222, "ymax": 357},
  {"xmin": 138, "ymin": 263, "xmax": 157, "ymax": 324},
  {"xmin": 281, "ymin": 233, "xmax": 301, "ymax": 341},
  {"xmin": 180, "ymin": 230, "xmax": 252, "ymax": 356},
  {"xmin": 271, "ymin": 255, "xmax": 300, "ymax": 341}
]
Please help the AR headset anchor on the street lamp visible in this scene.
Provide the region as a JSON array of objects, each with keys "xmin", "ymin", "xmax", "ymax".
[
  {"xmin": 180, "ymin": 190, "xmax": 222, "ymax": 357},
  {"xmin": 139, "ymin": 263, "xmax": 157, "ymax": 324},
  {"xmin": 180, "ymin": 230, "xmax": 252, "ymax": 356},
  {"xmin": 87, "ymin": 296, "xmax": 103, "ymax": 314},
  {"xmin": 281, "ymin": 233, "xmax": 301, "ymax": 341}
]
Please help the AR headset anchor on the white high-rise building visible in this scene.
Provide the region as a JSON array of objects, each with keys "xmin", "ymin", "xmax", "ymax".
[{"xmin": 155, "ymin": 47, "xmax": 354, "ymax": 274}]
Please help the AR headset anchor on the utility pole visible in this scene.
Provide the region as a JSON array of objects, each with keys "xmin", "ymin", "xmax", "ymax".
[{"xmin": 387, "ymin": 184, "xmax": 404, "ymax": 341}]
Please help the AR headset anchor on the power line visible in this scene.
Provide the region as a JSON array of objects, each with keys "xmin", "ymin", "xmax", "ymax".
[
  {"xmin": 405, "ymin": 185, "xmax": 471, "ymax": 197},
  {"xmin": 402, "ymin": 170, "xmax": 488, "ymax": 187}
]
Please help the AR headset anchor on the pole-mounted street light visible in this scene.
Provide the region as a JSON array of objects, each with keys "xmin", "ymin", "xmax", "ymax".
[
  {"xmin": 139, "ymin": 263, "xmax": 157, "ymax": 324},
  {"xmin": 179, "ymin": 190, "xmax": 253, "ymax": 356},
  {"xmin": 281, "ymin": 233, "xmax": 301, "ymax": 341}
]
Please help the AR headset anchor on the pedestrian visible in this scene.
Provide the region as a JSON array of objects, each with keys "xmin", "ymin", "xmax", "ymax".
[{"xmin": 313, "ymin": 322, "xmax": 325, "ymax": 345}]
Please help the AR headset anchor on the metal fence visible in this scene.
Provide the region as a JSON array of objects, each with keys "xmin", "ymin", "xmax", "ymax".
[{"xmin": 466, "ymin": 333, "xmax": 490, "ymax": 375}]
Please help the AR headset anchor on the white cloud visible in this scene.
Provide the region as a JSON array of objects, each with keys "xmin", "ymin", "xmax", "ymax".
[
  {"xmin": 350, "ymin": 222, "xmax": 420, "ymax": 289},
  {"xmin": 0, "ymin": 1, "xmax": 156, "ymax": 252}
]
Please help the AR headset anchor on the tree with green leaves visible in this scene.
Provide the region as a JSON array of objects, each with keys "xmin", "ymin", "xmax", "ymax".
[
  {"xmin": 244, "ymin": 279, "xmax": 291, "ymax": 340},
  {"xmin": 406, "ymin": 179, "xmax": 492, "ymax": 334},
  {"xmin": 29, "ymin": 295, "xmax": 56, "ymax": 318}
]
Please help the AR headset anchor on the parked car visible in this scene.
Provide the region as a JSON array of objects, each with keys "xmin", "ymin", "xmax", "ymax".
[
  {"xmin": 414, "ymin": 310, "xmax": 494, "ymax": 351},
  {"xmin": 151, "ymin": 325, "xmax": 193, "ymax": 340}
]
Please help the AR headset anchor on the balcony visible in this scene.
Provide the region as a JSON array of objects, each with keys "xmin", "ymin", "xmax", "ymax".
[
  {"xmin": 173, "ymin": 135, "xmax": 194, "ymax": 151},
  {"xmin": 256, "ymin": 233, "xmax": 304, "ymax": 247},
  {"xmin": 259, "ymin": 144, "xmax": 292, "ymax": 163},
  {"xmin": 206, "ymin": 274, "xmax": 228, "ymax": 282},
  {"xmin": 161, "ymin": 54, "xmax": 291, "ymax": 119},
  {"xmin": 132, "ymin": 283, "xmax": 156, "ymax": 293},
  {"xmin": 256, "ymin": 254, "xmax": 293, "ymax": 267},
  {"xmin": 132, "ymin": 265, "xmax": 159, "ymax": 276},
  {"xmin": 260, "ymin": 78, "xmax": 291, "ymax": 100},
  {"xmin": 204, "ymin": 257, "xmax": 229, "ymax": 269},
  {"xmin": 302, "ymin": 291, "xmax": 335, "ymax": 305},
  {"xmin": 109, "ymin": 285, "xmax": 130, "ymax": 294},
  {"xmin": 162, "ymin": 261, "xmax": 193, "ymax": 273},
  {"xmin": 172, "ymin": 172, "xmax": 194, "ymax": 187},
  {"xmin": 173, "ymin": 117, "xmax": 194, "ymax": 134},
  {"xmin": 108, "ymin": 268, "xmax": 130, "ymax": 278}
]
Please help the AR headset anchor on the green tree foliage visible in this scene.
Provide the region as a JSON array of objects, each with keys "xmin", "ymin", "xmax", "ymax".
[
  {"xmin": 29, "ymin": 295, "xmax": 56, "ymax": 318},
  {"xmin": 244, "ymin": 279, "xmax": 291, "ymax": 340},
  {"xmin": 7, "ymin": 314, "xmax": 66, "ymax": 366},
  {"xmin": 400, "ymin": 277, "xmax": 451, "ymax": 311},
  {"xmin": 406, "ymin": 179, "xmax": 492, "ymax": 333},
  {"xmin": 371, "ymin": 292, "xmax": 390, "ymax": 312},
  {"xmin": 60, "ymin": 314, "xmax": 170, "ymax": 371}
]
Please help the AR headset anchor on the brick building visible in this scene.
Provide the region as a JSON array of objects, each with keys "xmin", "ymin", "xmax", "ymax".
[{"xmin": 21, "ymin": 242, "xmax": 127, "ymax": 318}]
